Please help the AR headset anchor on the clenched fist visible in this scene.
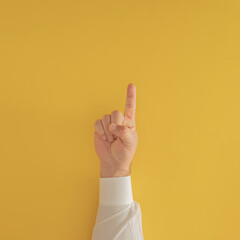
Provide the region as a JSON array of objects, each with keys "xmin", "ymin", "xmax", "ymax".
[{"xmin": 94, "ymin": 83, "xmax": 138, "ymax": 178}]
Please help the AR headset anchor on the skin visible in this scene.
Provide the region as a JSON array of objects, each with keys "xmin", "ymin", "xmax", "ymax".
[{"xmin": 94, "ymin": 83, "xmax": 138, "ymax": 177}]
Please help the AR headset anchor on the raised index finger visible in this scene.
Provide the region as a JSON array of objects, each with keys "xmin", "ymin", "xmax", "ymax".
[{"xmin": 124, "ymin": 83, "xmax": 136, "ymax": 128}]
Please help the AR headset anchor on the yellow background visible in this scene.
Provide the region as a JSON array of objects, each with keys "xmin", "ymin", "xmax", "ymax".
[{"xmin": 0, "ymin": 1, "xmax": 239, "ymax": 239}]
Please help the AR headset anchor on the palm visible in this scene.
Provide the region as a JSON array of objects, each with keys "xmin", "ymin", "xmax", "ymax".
[{"xmin": 94, "ymin": 127, "xmax": 137, "ymax": 169}]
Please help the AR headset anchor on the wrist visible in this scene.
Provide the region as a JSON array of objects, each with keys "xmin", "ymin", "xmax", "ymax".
[{"xmin": 100, "ymin": 165, "xmax": 131, "ymax": 178}]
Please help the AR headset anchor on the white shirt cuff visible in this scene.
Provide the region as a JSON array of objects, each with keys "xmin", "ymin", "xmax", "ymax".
[{"xmin": 99, "ymin": 175, "xmax": 133, "ymax": 206}]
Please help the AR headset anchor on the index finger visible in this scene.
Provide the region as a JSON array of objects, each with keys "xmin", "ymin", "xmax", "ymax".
[{"xmin": 124, "ymin": 83, "xmax": 136, "ymax": 128}]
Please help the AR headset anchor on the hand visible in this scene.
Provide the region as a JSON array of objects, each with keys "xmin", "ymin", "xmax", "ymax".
[{"xmin": 94, "ymin": 83, "xmax": 138, "ymax": 177}]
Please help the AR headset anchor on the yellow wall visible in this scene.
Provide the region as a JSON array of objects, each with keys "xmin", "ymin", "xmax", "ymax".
[{"xmin": 0, "ymin": 1, "xmax": 239, "ymax": 239}]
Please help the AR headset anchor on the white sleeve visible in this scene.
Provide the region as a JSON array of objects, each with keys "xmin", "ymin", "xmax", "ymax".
[{"xmin": 92, "ymin": 175, "xmax": 144, "ymax": 240}]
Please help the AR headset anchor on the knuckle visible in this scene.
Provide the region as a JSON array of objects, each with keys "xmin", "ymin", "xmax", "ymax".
[
  {"xmin": 102, "ymin": 115, "xmax": 109, "ymax": 120},
  {"xmin": 125, "ymin": 103, "xmax": 136, "ymax": 108},
  {"xmin": 111, "ymin": 110, "xmax": 119, "ymax": 116},
  {"xmin": 111, "ymin": 110, "xmax": 124, "ymax": 122},
  {"xmin": 94, "ymin": 119, "xmax": 101, "ymax": 128},
  {"xmin": 125, "ymin": 113, "xmax": 132, "ymax": 119},
  {"xmin": 111, "ymin": 110, "xmax": 121, "ymax": 116}
]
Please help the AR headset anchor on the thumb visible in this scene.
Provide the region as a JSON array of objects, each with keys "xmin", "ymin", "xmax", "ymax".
[{"xmin": 108, "ymin": 123, "xmax": 132, "ymax": 143}]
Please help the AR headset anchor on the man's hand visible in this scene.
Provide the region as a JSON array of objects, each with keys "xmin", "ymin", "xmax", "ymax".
[{"xmin": 94, "ymin": 83, "xmax": 138, "ymax": 177}]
